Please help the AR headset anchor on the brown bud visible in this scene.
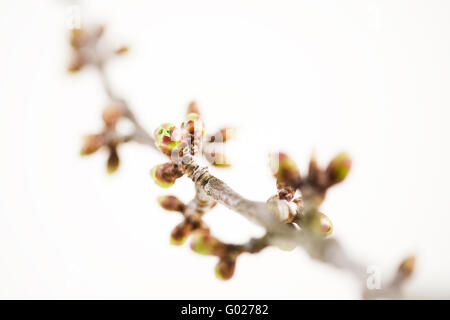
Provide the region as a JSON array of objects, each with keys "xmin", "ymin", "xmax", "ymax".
[
  {"xmin": 398, "ymin": 255, "xmax": 415, "ymax": 278},
  {"xmin": 81, "ymin": 133, "xmax": 105, "ymax": 155},
  {"xmin": 190, "ymin": 231, "xmax": 224, "ymax": 256},
  {"xmin": 150, "ymin": 163, "xmax": 183, "ymax": 188},
  {"xmin": 157, "ymin": 195, "xmax": 186, "ymax": 213},
  {"xmin": 170, "ymin": 220, "xmax": 193, "ymax": 246},
  {"xmin": 106, "ymin": 146, "xmax": 120, "ymax": 174},
  {"xmin": 215, "ymin": 257, "xmax": 236, "ymax": 280}
]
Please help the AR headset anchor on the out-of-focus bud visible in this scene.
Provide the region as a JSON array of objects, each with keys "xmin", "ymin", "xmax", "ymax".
[
  {"xmin": 300, "ymin": 212, "xmax": 333, "ymax": 237},
  {"xmin": 102, "ymin": 104, "xmax": 122, "ymax": 127},
  {"xmin": 150, "ymin": 163, "xmax": 183, "ymax": 188},
  {"xmin": 115, "ymin": 45, "xmax": 129, "ymax": 55},
  {"xmin": 325, "ymin": 152, "xmax": 352, "ymax": 186},
  {"xmin": 398, "ymin": 255, "xmax": 415, "ymax": 278},
  {"xmin": 181, "ymin": 113, "xmax": 205, "ymax": 137},
  {"xmin": 81, "ymin": 133, "xmax": 105, "ymax": 155},
  {"xmin": 204, "ymin": 151, "xmax": 231, "ymax": 167},
  {"xmin": 215, "ymin": 257, "xmax": 236, "ymax": 280},
  {"xmin": 269, "ymin": 152, "xmax": 301, "ymax": 193},
  {"xmin": 190, "ymin": 231, "xmax": 222, "ymax": 255},
  {"xmin": 67, "ymin": 53, "xmax": 84, "ymax": 73},
  {"xmin": 69, "ymin": 28, "xmax": 84, "ymax": 49},
  {"xmin": 154, "ymin": 123, "xmax": 182, "ymax": 156},
  {"xmin": 157, "ymin": 195, "xmax": 186, "ymax": 213},
  {"xmin": 187, "ymin": 101, "xmax": 200, "ymax": 115},
  {"xmin": 208, "ymin": 128, "xmax": 236, "ymax": 143},
  {"xmin": 266, "ymin": 196, "xmax": 297, "ymax": 223},
  {"xmin": 170, "ymin": 221, "xmax": 192, "ymax": 246},
  {"xmin": 106, "ymin": 147, "xmax": 120, "ymax": 174}
]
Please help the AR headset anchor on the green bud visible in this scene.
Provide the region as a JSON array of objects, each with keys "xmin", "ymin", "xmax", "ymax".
[{"xmin": 326, "ymin": 152, "xmax": 352, "ymax": 186}]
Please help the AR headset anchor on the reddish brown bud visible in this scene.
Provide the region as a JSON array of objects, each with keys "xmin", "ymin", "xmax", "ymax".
[
  {"xmin": 81, "ymin": 133, "xmax": 105, "ymax": 155},
  {"xmin": 170, "ymin": 221, "xmax": 193, "ymax": 246},
  {"xmin": 106, "ymin": 146, "xmax": 120, "ymax": 174},
  {"xmin": 157, "ymin": 195, "xmax": 186, "ymax": 213},
  {"xmin": 215, "ymin": 257, "xmax": 236, "ymax": 280},
  {"xmin": 150, "ymin": 163, "xmax": 183, "ymax": 188},
  {"xmin": 325, "ymin": 152, "xmax": 352, "ymax": 186}
]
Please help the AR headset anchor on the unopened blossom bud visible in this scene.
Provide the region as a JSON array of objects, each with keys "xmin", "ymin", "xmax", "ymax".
[
  {"xmin": 115, "ymin": 45, "xmax": 129, "ymax": 55},
  {"xmin": 325, "ymin": 152, "xmax": 352, "ymax": 186},
  {"xmin": 300, "ymin": 212, "xmax": 333, "ymax": 237},
  {"xmin": 150, "ymin": 163, "xmax": 183, "ymax": 188},
  {"xmin": 106, "ymin": 147, "xmax": 120, "ymax": 174},
  {"xmin": 170, "ymin": 221, "xmax": 192, "ymax": 246},
  {"xmin": 190, "ymin": 231, "xmax": 222, "ymax": 255},
  {"xmin": 81, "ymin": 133, "xmax": 105, "ymax": 155},
  {"xmin": 398, "ymin": 255, "xmax": 415, "ymax": 278},
  {"xmin": 186, "ymin": 101, "xmax": 200, "ymax": 115},
  {"xmin": 269, "ymin": 152, "xmax": 301, "ymax": 194},
  {"xmin": 215, "ymin": 257, "xmax": 236, "ymax": 280},
  {"xmin": 154, "ymin": 123, "xmax": 181, "ymax": 156},
  {"xmin": 157, "ymin": 195, "xmax": 186, "ymax": 213},
  {"xmin": 102, "ymin": 104, "xmax": 122, "ymax": 127},
  {"xmin": 266, "ymin": 196, "xmax": 297, "ymax": 223},
  {"xmin": 181, "ymin": 113, "xmax": 205, "ymax": 137},
  {"xmin": 67, "ymin": 53, "xmax": 84, "ymax": 73}
]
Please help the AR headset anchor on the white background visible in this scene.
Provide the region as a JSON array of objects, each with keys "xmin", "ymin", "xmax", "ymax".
[{"xmin": 0, "ymin": 0, "xmax": 449, "ymax": 299}]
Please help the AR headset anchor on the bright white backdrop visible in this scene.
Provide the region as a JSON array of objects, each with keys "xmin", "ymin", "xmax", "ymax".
[{"xmin": 0, "ymin": 0, "xmax": 449, "ymax": 299}]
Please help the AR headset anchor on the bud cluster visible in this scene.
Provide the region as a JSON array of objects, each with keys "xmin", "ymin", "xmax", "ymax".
[
  {"xmin": 67, "ymin": 25, "xmax": 128, "ymax": 73},
  {"xmin": 81, "ymin": 102, "xmax": 130, "ymax": 174}
]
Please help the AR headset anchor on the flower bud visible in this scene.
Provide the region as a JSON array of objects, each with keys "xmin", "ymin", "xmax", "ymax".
[
  {"xmin": 81, "ymin": 133, "xmax": 105, "ymax": 155},
  {"xmin": 106, "ymin": 147, "xmax": 120, "ymax": 174},
  {"xmin": 269, "ymin": 152, "xmax": 301, "ymax": 192},
  {"xmin": 301, "ymin": 212, "xmax": 333, "ymax": 237},
  {"xmin": 187, "ymin": 101, "xmax": 200, "ymax": 115},
  {"xmin": 325, "ymin": 152, "xmax": 351, "ymax": 186},
  {"xmin": 157, "ymin": 195, "xmax": 186, "ymax": 213},
  {"xmin": 102, "ymin": 104, "xmax": 122, "ymax": 127},
  {"xmin": 266, "ymin": 196, "xmax": 297, "ymax": 223},
  {"xmin": 150, "ymin": 163, "xmax": 183, "ymax": 188},
  {"xmin": 170, "ymin": 221, "xmax": 192, "ymax": 246},
  {"xmin": 115, "ymin": 45, "xmax": 129, "ymax": 55},
  {"xmin": 154, "ymin": 123, "xmax": 181, "ymax": 155},
  {"xmin": 190, "ymin": 231, "xmax": 222, "ymax": 255},
  {"xmin": 398, "ymin": 255, "xmax": 415, "ymax": 278},
  {"xmin": 215, "ymin": 257, "xmax": 236, "ymax": 280},
  {"xmin": 181, "ymin": 113, "xmax": 205, "ymax": 137}
]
